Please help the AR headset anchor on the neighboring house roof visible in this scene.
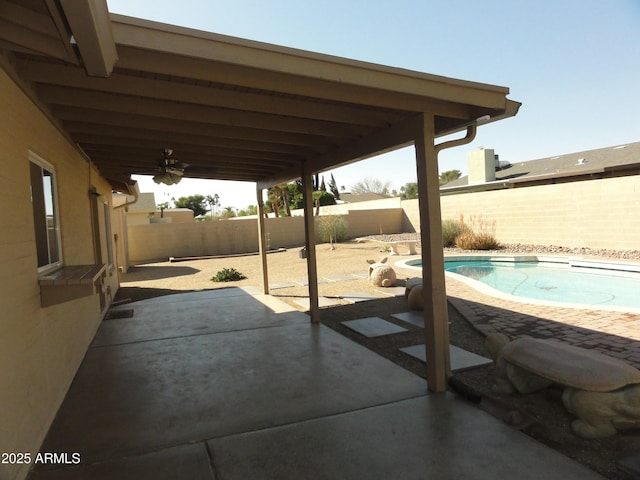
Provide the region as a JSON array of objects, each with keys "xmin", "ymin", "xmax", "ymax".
[
  {"xmin": 127, "ymin": 192, "xmax": 156, "ymax": 213},
  {"xmin": 442, "ymin": 141, "xmax": 640, "ymax": 189},
  {"xmin": 0, "ymin": 2, "xmax": 519, "ymax": 193},
  {"xmin": 339, "ymin": 193, "xmax": 390, "ymax": 203}
]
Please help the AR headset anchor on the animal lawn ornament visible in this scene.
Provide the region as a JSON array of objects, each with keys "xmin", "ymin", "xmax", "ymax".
[{"xmin": 367, "ymin": 257, "xmax": 396, "ymax": 287}]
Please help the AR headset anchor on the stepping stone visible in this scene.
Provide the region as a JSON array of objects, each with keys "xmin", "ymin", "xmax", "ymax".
[
  {"xmin": 376, "ymin": 286, "xmax": 406, "ymax": 297},
  {"xmin": 400, "ymin": 344, "xmax": 493, "ymax": 372},
  {"xmin": 324, "ymin": 274, "xmax": 358, "ymax": 282},
  {"xmin": 350, "ymin": 272, "xmax": 369, "ymax": 279},
  {"xmin": 292, "ymin": 278, "xmax": 328, "ymax": 286},
  {"xmin": 391, "ymin": 311, "xmax": 424, "ymax": 328},
  {"xmin": 339, "ymin": 292, "xmax": 382, "ymax": 303},
  {"xmin": 293, "ymin": 296, "xmax": 341, "ymax": 310},
  {"xmin": 269, "ymin": 282, "xmax": 295, "ymax": 290},
  {"xmin": 341, "ymin": 317, "xmax": 407, "ymax": 338}
]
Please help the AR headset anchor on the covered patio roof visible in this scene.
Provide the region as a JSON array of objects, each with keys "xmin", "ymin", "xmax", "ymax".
[
  {"xmin": 1, "ymin": 0, "xmax": 520, "ymax": 392},
  {"xmin": 0, "ymin": 0, "xmax": 519, "ymax": 192}
]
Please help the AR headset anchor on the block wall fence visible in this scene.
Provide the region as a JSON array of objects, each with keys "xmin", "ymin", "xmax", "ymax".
[
  {"xmin": 127, "ymin": 174, "xmax": 639, "ymax": 265},
  {"xmin": 127, "ymin": 208, "xmax": 404, "ymax": 264},
  {"xmin": 404, "ymin": 175, "xmax": 640, "ymax": 251}
]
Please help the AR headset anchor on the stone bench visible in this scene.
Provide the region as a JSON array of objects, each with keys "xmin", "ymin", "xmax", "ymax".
[
  {"xmin": 356, "ymin": 238, "xmax": 418, "ymax": 255},
  {"xmin": 486, "ymin": 334, "xmax": 640, "ymax": 438},
  {"xmin": 387, "ymin": 241, "xmax": 418, "ymax": 255}
]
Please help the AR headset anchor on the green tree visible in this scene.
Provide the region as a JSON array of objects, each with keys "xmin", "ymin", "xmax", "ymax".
[
  {"xmin": 290, "ymin": 181, "xmax": 305, "ymax": 209},
  {"xmin": 219, "ymin": 206, "xmax": 237, "ymax": 219},
  {"xmin": 205, "ymin": 194, "xmax": 219, "ymax": 218},
  {"xmin": 266, "ymin": 186, "xmax": 284, "ymax": 217},
  {"xmin": 350, "ymin": 177, "xmax": 391, "ymax": 196},
  {"xmin": 439, "ymin": 169, "xmax": 462, "ymax": 186},
  {"xmin": 280, "ymin": 181, "xmax": 336, "ymax": 214},
  {"xmin": 156, "ymin": 202, "xmax": 169, "ymax": 218},
  {"xmin": 174, "ymin": 194, "xmax": 208, "ymax": 217},
  {"xmin": 328, "ymin": 173, "xmax": 340, "ymax": 200},
  {"xmin": 238, "ymin": 205, "xmax": 258, "ymax": 216},
  {"xmin": 312, "ymin": 190, "xmax": 336, "ymax": 215},
  {"xmin": 399, "ymin": 182, "xmax": 418, "ymax": 199}
]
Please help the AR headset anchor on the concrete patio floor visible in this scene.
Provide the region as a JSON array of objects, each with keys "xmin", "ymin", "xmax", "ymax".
[{"xmin": 28, "ymin": 288, "xmax": 604, "ymax": 479}]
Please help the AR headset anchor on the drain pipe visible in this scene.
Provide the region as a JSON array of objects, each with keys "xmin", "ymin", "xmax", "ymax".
[
  {"xmin": 435, "ymin": 115, "xmax": 490, "ymax": 155},
  {"xmin": 420, "ymin": 114, "xmax": 490, "ymax": 392},
  {"xmin": 113, "ymin": 180, "xmax": 140, "ymax": 210}
]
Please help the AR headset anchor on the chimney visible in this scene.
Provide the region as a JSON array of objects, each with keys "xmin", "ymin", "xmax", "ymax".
[{"xmin": 468, "ymin": 148, "xmax": 496, "ymax": 184}]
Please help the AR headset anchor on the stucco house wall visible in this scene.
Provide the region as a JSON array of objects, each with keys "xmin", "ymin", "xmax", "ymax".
[{"xmin": 0, "ymin": 69, "xmax": 119, "ymax": 480}]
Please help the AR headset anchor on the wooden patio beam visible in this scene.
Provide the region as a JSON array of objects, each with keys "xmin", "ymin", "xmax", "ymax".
[
  {"xmin": 17, "ymin": 59, "xmax": 404, "ymax": 127},
  {"xmin": 301, "ymin": 167, "xmax": 320, "ymax": 323},
  {"xmin": 414, "ymin": 113, "xmax": 451, "ymax": 393},
  {"xmin": 258, "ymin": 114, "xmax": 418, "ymax": 189},
  {"xmin": 256, "ymin": 188, "xmax": 270, "ymax": 295}
]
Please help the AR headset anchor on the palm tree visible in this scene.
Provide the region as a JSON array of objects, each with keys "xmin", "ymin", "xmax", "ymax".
[
  {"xmin": 220, "ymin": 206, "xmax": 236, "ymax": 219},
  {"xmin": 205, "ymin": 194, "xmax": 219, "ymax": 218},
  {"xmin": 157, "ymin": 202, "xmax": 169, "ymax": 218},
  {"xmin": 279, "ymin": 183, "xmax": 291, "ymax": 216}
]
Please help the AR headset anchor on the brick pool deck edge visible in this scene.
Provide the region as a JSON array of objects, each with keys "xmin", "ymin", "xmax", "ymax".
[{"xmin": 446, "ymin": 277, "xmax": 640, "ymax": 369}]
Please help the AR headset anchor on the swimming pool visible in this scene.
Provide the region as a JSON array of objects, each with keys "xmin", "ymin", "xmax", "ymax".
[{"xmin": 397, "ymin": 256, "xmax": 640, "ymax": 311}]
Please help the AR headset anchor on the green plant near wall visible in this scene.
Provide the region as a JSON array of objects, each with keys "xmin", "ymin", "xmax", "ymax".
[
  {"xmin": 211, "ymin": 267, "xmax": 247, "ymax": 282},
  {"xmin": 317, "ymin": 215, "xmax": 348, "ymax": 248},
  {"xmin": 454, "ymin": 214, "xmax": 500, "ymax": 250},
  {"xmin": 442, "ymin": 218, "xmax": 466, "ymax": 247}
]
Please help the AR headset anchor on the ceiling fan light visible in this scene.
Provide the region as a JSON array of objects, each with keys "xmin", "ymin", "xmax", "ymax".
[{"xmin": 153, "ymin": 172, "xmax": 182, "ymax": 185}]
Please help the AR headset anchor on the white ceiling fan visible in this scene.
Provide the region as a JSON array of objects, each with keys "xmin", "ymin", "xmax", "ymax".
[{"xmin": 152, "ymin": 148, "xmax": 189, "ymax": 185}]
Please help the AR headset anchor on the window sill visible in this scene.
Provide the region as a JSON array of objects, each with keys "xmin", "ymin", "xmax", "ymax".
[{"xmin": 39, "ymin": 264, "xmax": 106, "ymax": 307}]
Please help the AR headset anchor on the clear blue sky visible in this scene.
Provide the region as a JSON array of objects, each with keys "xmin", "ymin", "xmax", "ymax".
[{"xmin": 107, "ymin": 0, "xmax": 640, "ymax": 210}]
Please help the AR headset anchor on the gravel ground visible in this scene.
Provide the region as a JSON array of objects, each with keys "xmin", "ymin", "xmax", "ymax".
[
  {"xmin": 360, "ymin": 233, "xmax": 640, "ymax": 261},
  {"xmin": 114, "ymin": 238, "xmax": 640, "ymax": 480}
]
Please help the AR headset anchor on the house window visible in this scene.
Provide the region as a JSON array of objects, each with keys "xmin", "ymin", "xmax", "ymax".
[{"xmin": 29, "ymin": 152, "xmax": 62, "ymax": 272}]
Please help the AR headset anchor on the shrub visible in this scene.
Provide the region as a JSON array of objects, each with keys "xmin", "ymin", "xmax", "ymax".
[
  {"xmin": 454, "ymin": 214, "xmax": 500, "ymax": 250},
  {"xmin": 317, "ymin": 215, "xmax": 348, "ymax": 244},
  {"xmin": 442, "ymin": 218, "xmax": 465, "ymax": 247},
  {"xmin": 211, "ymin": 267, "xmax": 247, "ymax": 282}
]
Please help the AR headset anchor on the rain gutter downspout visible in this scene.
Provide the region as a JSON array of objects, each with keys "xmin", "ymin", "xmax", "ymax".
[
  {"xmin": 113, "ymin": 180, "xmax": 140, "ymax": 210},
  {"xmin": 434, "ymin": 115, "xmax": 489, "ymax": 156},
  {"xmin": 424, "ymin": 114, "xmax": 487, "ymax": 391}
]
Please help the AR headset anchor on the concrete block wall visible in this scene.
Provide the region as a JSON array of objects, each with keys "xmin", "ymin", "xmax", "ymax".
[
  {"xmin": 128, "ymin": 174, "xmax": 640, "ymax": 265},
  {"xmin": 345, "ymin": 208, "xmax": 404, "ymax": 237},
  {"xmin": 435, "ymin": 176, "xmax": 639, "ymax": 250},
  {"xmin": 400, "ymin": 198, "xmax": 420, "ymax": 233},
  {"xmin": 127, "ymin": 208, "xmax": 405, "ymax": 264}
]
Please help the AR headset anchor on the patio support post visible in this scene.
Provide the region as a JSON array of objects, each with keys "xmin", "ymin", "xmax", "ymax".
[
  {"xmin": 414, "ymin": 113, "xmax": 451, "ymax": 392},
  {"xmin": 256, "ymin": 187, "xmax": 269, "ymax": 294},
  {"xmin": 301, "ymin": 169, "xmax": 320, "ymax": 323}
]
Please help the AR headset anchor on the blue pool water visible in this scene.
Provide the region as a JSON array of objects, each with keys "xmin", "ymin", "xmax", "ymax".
[{"xmin": 442, "ymin": 260, "xmax": 640, "ymax": 309}]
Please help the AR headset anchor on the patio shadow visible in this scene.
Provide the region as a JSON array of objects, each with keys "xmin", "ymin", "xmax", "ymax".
[{"xmin": 121, "ymin": 265, "xmax": 201, "ymax": 281}]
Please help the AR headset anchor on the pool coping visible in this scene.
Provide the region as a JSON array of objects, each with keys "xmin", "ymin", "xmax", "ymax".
[{"xmin": 395, "ymin": 254, "xmax": 640, "ymax": 314}]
